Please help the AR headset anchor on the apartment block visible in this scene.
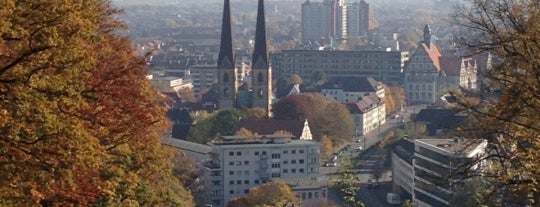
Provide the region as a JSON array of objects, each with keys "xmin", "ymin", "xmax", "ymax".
[
  {"xmin": 271, "ymin": 50, "xmax": 408, "ymax": 85},
  {"xmin": 202, "ymin": 135, "xmax": 322, "ymax": 207}
]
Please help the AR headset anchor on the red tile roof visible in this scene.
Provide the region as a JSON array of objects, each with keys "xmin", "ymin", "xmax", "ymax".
[{"xmin": 421, "ymin": 43, "xmax": 442, "ymax": 71}]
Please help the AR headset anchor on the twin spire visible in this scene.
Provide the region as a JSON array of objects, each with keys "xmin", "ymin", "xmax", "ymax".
[{"xmin": 218, "ymin": 0, "xmax": 268, "ymax": 69}]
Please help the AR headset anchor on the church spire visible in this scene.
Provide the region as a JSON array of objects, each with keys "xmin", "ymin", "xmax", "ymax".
[
  {"xmin": 252, "ymin": 0, "xmax": 269, "ymax": 69},
  {"xmin": 218, "ymin": 0, "xmax": 234, "ymax": 69}
]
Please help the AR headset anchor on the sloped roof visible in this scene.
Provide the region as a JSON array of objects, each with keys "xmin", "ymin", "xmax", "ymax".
[
  {"xmin": 345, "ymin": 94, "xmax": 380, "ymax": 114},
  {"xmin": 421, "ymin": 43, "xmax": 442, "ymax": 71},
  {"xmin": 238, "ymin": 119, "xmax": 306, "ymax": 139},
  {"xmin": 321, "ymin": 77, "xmax": 380, "ymax": 92},
  {"xmin": 415, "ymin": 109, "xmax": 466, "ymax": 136},
  {"xmin": 440, "ymin": 55, "xmax": 461, "ymax": 76}
]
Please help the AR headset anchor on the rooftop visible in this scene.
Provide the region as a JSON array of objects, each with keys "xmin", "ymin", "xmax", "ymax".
[{"xmin": 416, "ymin": 138, "xmax": 487, "ymax": 157}]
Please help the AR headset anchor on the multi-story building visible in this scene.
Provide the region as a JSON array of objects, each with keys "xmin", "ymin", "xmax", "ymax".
[
  {"xmin": 189, "ymin": 61, "xmax": 249, "ymax": 99},
  {"xmin": 271, "ymin": 50, "xmax": 408, "ymax": 85},
  {"xmin": 321, "ymin": 77, "xmax": 384, "ymax": 103},
  {"xmin": 440, "ymin": 55, "xmax": 478, "ymax": 90},
  {"xmin": 345, "ymin": 94, "xmax": 386, "ymax": 136},
  {"xmin": 391, "ymin": 138, "xmax": 488, "ymax": 207},
  {"xmin": 202, "ymin": 134, "xmax": 322, "ymax": 207},
  {"xmin": 301, "ymin": 0, "xmax": 338, "ymax": 42},
  {"xmin": 403, "ymin": 25, "xmax": 446, "ymax": 105},
  {"xmin": 345, "ymin": 0, "xmax": 369, "ymax": 37}
]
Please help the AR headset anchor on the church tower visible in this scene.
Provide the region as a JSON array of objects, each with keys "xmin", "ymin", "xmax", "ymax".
[
  {"xmin": 217, "ymin": 0, "xmax": 237, "ymax": 109},
  {"xmin": 423, "ymin": 24, "xmax": 432, "ymax": 48},
  {"xmin": 251, "ymin": 0, "xmax": 273, "ymax": 114}
]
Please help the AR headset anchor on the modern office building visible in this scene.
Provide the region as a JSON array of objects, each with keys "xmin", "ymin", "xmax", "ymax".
[
  {"xmin": 391, "ymin": 138, "xmax": 488, "ymax": 207},
  {"xmin": 270, "ymin": 50, "xmax": 408, "ymax": 85},
  {"xmin": 202, "ymin": 134, "xmax": 322, "ymax": 207}
]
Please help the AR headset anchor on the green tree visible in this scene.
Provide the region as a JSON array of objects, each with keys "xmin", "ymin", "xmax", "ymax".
[
  {"xmin": 338, "ymin": 158, "xmax": 365, "ymax": 207},
  {"xmin": 452, "ymin": 0, "xmax": 540, "ymax": 205}
]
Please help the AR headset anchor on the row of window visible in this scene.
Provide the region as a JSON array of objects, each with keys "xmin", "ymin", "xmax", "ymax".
[{"xmin": 228, "ymin": 149, "xmax": 307, "ymax": 157}]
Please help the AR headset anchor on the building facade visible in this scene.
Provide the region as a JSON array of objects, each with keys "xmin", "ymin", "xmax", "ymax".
[
  {"xmin": 391, "ymin": 138, "xmax": 488, "ymax": 207},
  {"xmin": 345, "ymin": 0, "xmax": 369, "ymax": 37},
  {"xmin": 403, "ymin": 25, "xmax": 445, "ymax": 105},
  {"xmin": 202, "ymin": 135, "xmax": 321, "ymax": 207},
  {"xmin": 271, "ymin": 50, "xmax": 408, "ymax": 85},
  {"xmin": 345, "ymin": 95, "xmax": 386, "ymax": 136},
  {"xmin": 301, "ymin": 0, "xmax": 338, "ymax": 42}
]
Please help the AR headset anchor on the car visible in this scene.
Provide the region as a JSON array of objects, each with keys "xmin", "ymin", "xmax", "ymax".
[{"xmin": 324, "ymin": 162, "xmax": 337, "ymax": 167}]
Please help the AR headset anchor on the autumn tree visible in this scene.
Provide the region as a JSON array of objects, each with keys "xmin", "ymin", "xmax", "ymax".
[
  {"xmin": 311, "ymin": 102, "xmax": 354, "ymax": 144},
  {"xmin": 451, "ymin": 0, "xmax": 540, "ymax": 205},
  {"xmin": 242, "ymin": 107, "xmax": 268, "ymax": 119},
  {"xmin": 0, "ymin": 0, "xmax": 193, "ymax": 206},
  {"xmin": 320, "ymin": 135, "xmax": 334, "ymax": 160},
  {"xmin": 383, "ymin": 84, "xmax": 406, "ymax": 115},
  {"xmin": 227, "ymin": 181, "xmax": 300, "ymax": 207}
]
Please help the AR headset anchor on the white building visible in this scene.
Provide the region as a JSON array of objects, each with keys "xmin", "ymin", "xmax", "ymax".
[
  {"xmin": 202, "ymin": 134, "xmax": 323, "ymax": 207},
  {"xmin": 345, "ymin": 94, "xmax": 386, "ymax": 136},
  {"xmin": 391, "ymin": 138, "xmax": 488, "ymax": 207},
  {"xmin": 321, "ymin": 77, "xmax": 384, "ymax": 103}
]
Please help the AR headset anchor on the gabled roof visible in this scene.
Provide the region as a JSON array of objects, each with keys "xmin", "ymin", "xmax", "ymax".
[
  {"xmin": 345, "ymin": 94, "xmax": 380, "ymax": 114},
  {"xmin": 440, "ymin": 55, "xmax": 461, "ymax": 76},
  {"xmin": 238, "ymin": 119, "xmax": 307, "ymax": 139},
  {"xmin": 321, "ymin": 77, "xmax": 381, "ymax": 92},
  {"xmin": 414, "ymin": 109, "xmax": 466, "ymax": 136},
  {"xmin": 421, "ymin": 43, "xmax": 442, "ymax": 71}
]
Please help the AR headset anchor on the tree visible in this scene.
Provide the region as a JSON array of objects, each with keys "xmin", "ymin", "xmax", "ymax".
[
  {"xmin": 227, "ymin": 181, "xmax": 300, "ymax": 207},
  {"xmin": 338, "ymin": 158, "xmax": 365, "ymax": 207},
  {"xmin": 312, "ymin": 102, "xmax": 354, "ymax": 144},
  {"xmin": 242, "ymin": 107, "xmax": 268, "ymax": 119},
  {"xmin": 451, "ymin": 0, "xmax": 540, "ymax": 205},
  {"xmin": 290, "ymin": 73, "xmax": 303, "ymax": 85},
  {"xmin": 383, "ymin": 84, "xmax": 406, "ymax": 115},
  {"xmin": 320, "ymin": 135, "xmax": 334, "ymax": 160},
  {"xmin": 0, "ymin": 0, "xmax": 193, "ymax": 206},
  {"xmin": 176, "ymin": 87, "xmax": 196, "ymax": 102},
  {"xmin": 188, "ymin": 109, "xmax": 245, "ymax": 144}
]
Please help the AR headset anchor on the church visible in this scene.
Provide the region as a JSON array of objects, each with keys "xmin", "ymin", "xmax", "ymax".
[{"xmin": 216, "ymin": 0, "xmax": 273, "ymax": 115}]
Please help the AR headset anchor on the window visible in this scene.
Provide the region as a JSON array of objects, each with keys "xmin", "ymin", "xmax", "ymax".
[
  {"xmin": 283, "ymin": 150, "xmax": 288, "ymax": 154},
  {"xmin": 255, "ymin": 180, "xmax": 260, "ymax": 184},
  {"xmin": 271, "ymin": 153, "xmax": 281, "ymax": 159},
  {"xmin": 213, "ymin": 181, "xmax": 221, "ymax": 186},
  {"xmin": 283, "ymin": 169, "xmax": 288, "ymax": 173},
  {"xmin": 291, "ymin": 160, "xmax": 296, "ymax": 164},
  {"xmin": 271, "ymin": 173, "xmax": 281, "ymax": 178},
  {"xmin": 223, "ymin": 73, "xmax": 229, "ymax": 83},
  {"xmin": 283, "ymin": 160, "xmax": 288, "ymax": 164},
  {"xmin": 258, "ymin": 72, "xmax": 264, "ymax": 83},
  {"xmin": 229, "ymin": 181, "xmax": 234, "ymax": 185},
  {"xmin": 244, "ymin": 170, "xmax": 249, "ymax": 175},
  {"xmin": 262, "ymin": 151, "xmax": 267, "ymax": 155},
  {"xmin": 299, "ymin": 159, "xmax": 304, "ymax": 164},
  {"xmin": 244, "ymin": 161, "xmax": 249, "ymax": 165},
  {"xmin": 236, "ymin": 152, "xmax": 242, "ymax": 156},
  {"xmin": 292, "ymin": 169, "xmax": 296, "ymax": 173},
  {"xmin": 229, "ymin": 152, "xmax": 234, "ymax": 156},
  {"xmin": 271, "ymin": 163, "xmax": 281, "ymax": 168},
  {"xmin": 229, "ymin": 171, "xmax": 234, "ymax": 175},
  {"xmin": 299, "ymin": 168, "xmax": 305, "ymax": 173},
  {"xmin": 229, "ymin": 190, "xmax": 234, "ymax": 195},
  {"xmin": 299, "ymin": 149, "xmax": 304, "ymax": 153},
  {"xmin": 291, "ymin": 150, "xmax": 296, "ymax": 154},
  {"xmin": 244, "ymin": 180, "xmax": 249, "ymax": 185},
  {"xmin": 255, "ymin": 151, "xmax": 259, "ymax": 156},
  {"xmin": 244, "ymin": 189, "xmax": 249, "ymax": 194},
  {"xmin": 237, "ymin": 180, "xmax": 241, "ymax": 184},
  {"xmin": 229, "ymin": 161, "xmax": 234, "ymax": 165}
]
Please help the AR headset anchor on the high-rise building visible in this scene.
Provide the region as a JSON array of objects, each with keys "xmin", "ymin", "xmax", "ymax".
[
  {"xmin": 202, "ymin": 134, "xmax": 323, "ymax": 207},
  {"xmin": 301, "ymin": 0, "xmax": 338, "ymax": 42},
  {"xmin": 346, "ymin": 0, "xmax": 369, "ymax": 37}
]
